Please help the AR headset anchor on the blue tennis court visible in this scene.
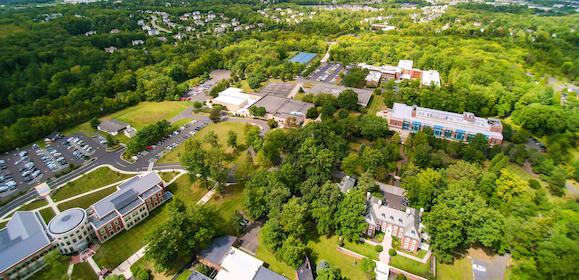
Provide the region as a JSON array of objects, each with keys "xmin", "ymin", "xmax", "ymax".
[{"xmin": 289, "ymin": 52, "xmax": 317, "ymax": 64}]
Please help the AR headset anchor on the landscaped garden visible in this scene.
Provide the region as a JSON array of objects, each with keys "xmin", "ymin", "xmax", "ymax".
[
  {"xmin": 390, "ymin": 254, "xmax": 432, "ymax": 278},
  {"xmin": 52, "ymin": 167, "xmax": 132, "ymax": 202}
]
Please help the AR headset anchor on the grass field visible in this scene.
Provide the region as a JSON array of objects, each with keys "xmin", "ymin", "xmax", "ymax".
[
  {"xmin": 367, "ymin": 94, "xmax": 385, "ymax": 115},
  {"xmin": 208, "ymin": 184, "xmax": 245, "ymax": 236},
  {"xmin": 158, "ymin": 121, "xmax": 249, "ymax": 164},
  {"xmin": 18, "ymin": 199, "xmax": 48, "ymax": 211},
  {"xmin": 58, "ymin": 187, "xmax": 117, "ymax": 211},
  {"xmin": 256, "ymin": 234, "xmax": 370, "ymax": 280},
  {"xmin": 343, "ymin": 240, "xmax": 379, "ymax": 260},
  {"xmin": 391, "ymin": 254, "xmax": 432, "ymax": 278},
  {"xmin": 34, "ymin": 256, "xmax": 69, "ymax": 280},
  {"xmin": 93, "ymin": 176, "xmax": 208, "ymax": 269},
  {"xmin": 0, "ymin": 221, "xmax": 6, "ymax": 228},
  {"xmin": 64, "ymin": 101, "xmax": 192, "ymax": 137},
  {"xmin": 437, "ymin": 256, "xmax": 473, "ymax": 280},
  {"xmin": 71, "ymin": 262, "xmax": 98, "ymax": 280},
  {"xmin": 103, "ymin": 101, "xmax": 191, "ymax": 130},
  {"xmin": 132, "ymin": 257, "xmax": 174, "ymax": 280},
  {"xmin": 52, "ymin": 167, "xmax": 132, "ymax": 202},
  {"xmin": 159, "ymin": 171, "xmax": 182, "ymax": 183},
  {"xmin": 40, "ymin": 208, "xmax": 56, "ymax": 224}
]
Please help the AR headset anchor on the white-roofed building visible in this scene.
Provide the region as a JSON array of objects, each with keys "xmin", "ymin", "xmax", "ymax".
[
  {"xmin": 214, "ymin": 247, "xmax": 287, "ymax": 280},
  {"xmin": 365, "ymin": 71, "xmax": 382, "ymax": 87},
  {"xmin": 397, "ymin": 60, "xmax": 414, "ymax": 71},
  {"xmin": 211, "ymin": 88, "xmax": 260, "ymax": 112},
  {"xmin": 421, "ymin": 70, "xmax": 441, "ymax": 86},
  {"xmin": 380, "ymin": 103, "xmax": 503, "ymax": 145}
]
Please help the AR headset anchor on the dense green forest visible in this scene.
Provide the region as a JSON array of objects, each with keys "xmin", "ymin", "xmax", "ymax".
[{"xmin": 0, "ymin": 1, "xmax": 577, "ymax": 278}]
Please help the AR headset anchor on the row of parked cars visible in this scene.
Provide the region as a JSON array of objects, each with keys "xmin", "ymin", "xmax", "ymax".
[
  {"xmin": 65, "ymin": 137, "xmax": 94, "ymax": 158},
  {"xmin": 0, "ymin": 159, "xmax": 17, "ymax": 192},
  {"xmin": 35, "ymin": 146, "xmax": 67, "ymax": 172}
]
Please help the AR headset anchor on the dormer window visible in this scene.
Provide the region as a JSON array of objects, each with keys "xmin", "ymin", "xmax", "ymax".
[
  {"xmin": 398, "ymin": 218, "xmax": 403, "ymax": 223},
  {"xmin": 381, "ymin": 213, "xmax": 385, "ymax": 218},
  {"xmin": 390, "ymin": 216, "xmax": 394, "ymax": 220}
]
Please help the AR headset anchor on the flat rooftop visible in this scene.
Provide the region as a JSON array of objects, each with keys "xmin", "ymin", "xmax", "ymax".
[
  {"xmin": 304, "ymin": 82, "xmax": 372, "ymax": 107},
  {"xmin": 257, "ymin": 82, "xmax": 297, "ymax": 98}
]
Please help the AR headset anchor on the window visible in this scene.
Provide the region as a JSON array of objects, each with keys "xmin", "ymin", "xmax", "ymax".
[
  {"xmin": 412, "ymin": 121, "xmax": 421, "ymax": 132},
  {"xmin": 444, "ymin": 129, "xmax": 453, "ymax": 138},
  {"xmin": 402, "ymin": 121, "xmax": 410, "ymax": 130}
]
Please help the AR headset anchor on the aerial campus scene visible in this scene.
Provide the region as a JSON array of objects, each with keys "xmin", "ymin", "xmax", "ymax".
[{"xmin": 0, "ymin": 0, "xmax": 577, "ymax": 280}]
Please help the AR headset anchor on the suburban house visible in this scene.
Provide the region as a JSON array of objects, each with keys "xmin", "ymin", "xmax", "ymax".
[
  {"xmin": 359, "ymin": 60, "xmax": 441, "ymax": 87},
  {"xmin": 87, "ymin": 172, "xmax": 171, "ymax": 243},
  {"xmin": 197, "ymin": 236, "xmax": 287, "ymax": 280},
  {"xmin": 0, "ymin": 212, "xmax": 53, "ymax": 280},
  {"xmin": 365, "ymin": 193, "xmax": 427, "ymax": 253},
  {"xmin": 378, "ymin": 103, "xmax": 503, "ymax": 145},
  {"xmin": 250, "ymin": 95, "xmax": 314, "ymax": 127},
  {"xmin": 97, "ymin": 119, "xmax": 131, "ymax": 136}
]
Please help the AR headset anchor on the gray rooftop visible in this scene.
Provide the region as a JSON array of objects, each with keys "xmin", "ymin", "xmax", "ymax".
[
  {"xmin": 254, "ymin": 266, "xmax": 288, "ymax": 280},
  {"xmin": 48, "ymin": 208, "xmax": 86, "ymax": 235},
  {"xmin": 97, "ymin": 119, "xmax": 129, "ymax": 133},
  {"xmin": 0, "ymin": 211, "xmax": 51, "ymax": 273},
  {"xmin": 91, "ymin": 172, "xmax": 162, "ymax": 218},
  {"xmin": 304, "ymin": 82, "xmax": 372, "ymax": 107},
  {"xmin": 366, "ymin": 200, "xmax": 421, "ymax": 240},
  {"xmin": 188, "ymin": 271, "xmax": 212, "ymax": 280},
  {"xmin": 198, "ymin": 235, "xmax": 237, "ymax": 266},
  {"xmin": 296, "ymin": 257, "xmax": 314, "ymax": 280},
  {"xmin": 339, "ymin": 176, "xmax": 356, "ymax": 193},
  {"xmin": 252, "ymin": 95, "xmax": 314, "ymax": 118}
]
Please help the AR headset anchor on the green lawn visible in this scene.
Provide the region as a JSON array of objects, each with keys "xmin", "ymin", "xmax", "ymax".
[
  {"xmin": 104, "ymin": 101, "xmax": 191, "ymax": 130},
  {"xmin": 390, "ymin": 254, "xmax": 432, "ymax": 278},
  {"xmin": 175, "ymin": 270, "xmax": 192, "ymax": 280},
  {"xmin": 19, "ymin": 199, "xmax": 48, "ymax": 211},
  {"xmin": 343, "ymin": 239, "xmax": 379, "ymax": 260},
  {"xmin": 208, "ymin": 184, "xmax": 245, "ymax": 236},
  {"xmin": 159, "ymin": 121, "xmax": 249, "ymax": 164},
  {"xmin": 367, "ymin": 94, "xmax": 385, "ymax": 115},
  {"xmin": 93, "ymin": 176, "xmax": 208, "ymax": 269},
  {"xmin": 52, "ymin": 167, "xmax": 132, "ymax": 202},
  {"xmin": 40, "ymin": 208, "xmax": 56, "ymax": 224},
  {"xmin": 159, "ymin": 171, "xmax": 181, "ymax": 183},
  {"xmin": 256, "ymin": 234, "xmax": 370, "ymax": 280},
  {"xmin": 0, "ymin": 221, "xmax": 6, "ymax": 228},
  {"xmin": 437, "ymin": 256, "xmax": 473, "ymax": 280},
  {"xmin": 58, "ymin": 187, "xmax": 117, "ymax": 211},
  {"xmin": 71, "ymin": 262, "xmax": 98, "ymax": 280}
]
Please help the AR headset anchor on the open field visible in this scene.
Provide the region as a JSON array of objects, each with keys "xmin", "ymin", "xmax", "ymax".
[
  {"xmin": 63, "ymin": 101, "xmax": 192, "ymax": 137},
  {"xmin": 58, "ymin": 187, "xmax": 117, "ymax": 211},
  {"xmin": 437, "ymin": 256, "xmax": 473, "ymax": 280},
  {"xmin": 52, "ymin": 167, "xmax": 132, "ymax": 201},
  {"xmin": 343, "ymin": 240, "xmax": 379, "ymax": 260},
  {"xmin": 159, "ymin": 121, "xmax": 249, "ymax": 164},
  {"xmin": 18, "ymin": 199, "xmax": 48, "ymax": 211},
  {"xmin": 93, "ymin": 176, "xmax": 208, "ymax": 269},
  {"xmin": 159, "ymin": 171, "xmax": 181, "ymax": 183},
  {"xmin": 35, "ymin": 256, "xmax": 69, "ymax": 280},
  {"xmin": 132, "ymin": 257, "xmax": 173, "ymax": 280},
  {"xmin": 40, "ymin": 208, "xmax": 56, "ymax": 224}
]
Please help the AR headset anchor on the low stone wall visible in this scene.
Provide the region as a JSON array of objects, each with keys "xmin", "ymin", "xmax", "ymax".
[
  {"xmin": 335, "ymin": 246, "xmax": 365, "ymax": 260},
  {"xmin": 390, "ymin": 266, "xmax": 428, "ymax": 280}
]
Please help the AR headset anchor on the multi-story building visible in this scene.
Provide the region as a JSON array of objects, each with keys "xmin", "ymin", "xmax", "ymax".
[
  {"xmin": 379, "ymin": 103, "xmax": 503, "ymax": 145},
  {"xmin": 0, "ymin": 212, "xmax": 53, "ymax": 280},
  {"xmin": 88, "ymin": 172, "xmax": 170, "ymax": 243},
  {"xmin": 365, "ymin": 194, "xmax": 426, "ymax": 253},
  {"xmin": 47, "ymin": 208, "xmax": 92, "ymax": 254}
]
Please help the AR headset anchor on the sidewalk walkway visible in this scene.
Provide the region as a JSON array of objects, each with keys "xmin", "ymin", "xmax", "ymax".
[
  {"xmin": 378, "ymin": 229, "xmax": 393, "ymax": 265},
  {"xmin": 45, "ymin": 195, "xmax": 60, "ymax": 214},
  {"xmin": 86, "ymin": 257, "xmax": 101, "ymax": 275}
]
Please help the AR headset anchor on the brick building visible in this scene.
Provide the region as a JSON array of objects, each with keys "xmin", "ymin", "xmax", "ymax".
[{"xmin": 379, "ymin": 103, "xmax": 503, "ymax": 145}]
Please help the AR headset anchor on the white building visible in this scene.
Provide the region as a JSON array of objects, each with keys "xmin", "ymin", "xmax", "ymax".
[
  {"xmin": 211, "ymin": 88, "xmax": 260, "ymax": 113},
  {"xmin": 215, "ymin": 247, "xmax": 286, "ymax": 280},
  {"xmin": 47, "ymin": 208, "xmax": 91, "ymax": 254},
  {"xmin": 421, "ymin": 70, "xmax": 441, "ymax": 86}
]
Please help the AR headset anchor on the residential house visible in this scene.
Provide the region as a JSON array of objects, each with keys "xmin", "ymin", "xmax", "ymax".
[
  {"xmin": 365, "ymin": 194, "xmax": 426, "ymax": 252},
  {"xmin": 379, "ymin": 103, "xmax": 503, "ymax": 145}
]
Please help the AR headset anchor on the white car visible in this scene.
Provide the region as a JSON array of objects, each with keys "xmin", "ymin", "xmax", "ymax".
[{"xmin": 472, "ymin": 264, "xmax": 486, "ymax": 272}]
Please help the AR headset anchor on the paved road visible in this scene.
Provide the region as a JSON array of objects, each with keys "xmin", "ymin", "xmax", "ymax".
[{"xmin": 0, "ymin": 116, "xmax": 268, "ymax": 218}]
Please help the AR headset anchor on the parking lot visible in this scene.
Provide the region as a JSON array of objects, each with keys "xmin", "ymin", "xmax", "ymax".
[
  {"xmin": 307, "ymin": 62, "xmax": 344, "ymax": 83},
  {"xmin": 183, "ymin": 70, "xmax": 231, "ymax": 102},
  {"xmin": 132, "ymin": 119, "xmax": 209, "ymax": 164},
  {"xmin": 0, "ymin": 133, "xmax": 96, "ymax": 197}
]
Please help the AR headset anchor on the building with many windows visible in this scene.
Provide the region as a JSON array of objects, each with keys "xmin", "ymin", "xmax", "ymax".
[
  {"xmin": 87, "ymin": 172, "xmax": 170, "ymax": 243},
  {"xmin": 379, "ymin": 103, "xmax": 503, "ymax": 145},
  {"xmin": 47, "ymin": 208, "xmax": 92, "ymax": 254}
]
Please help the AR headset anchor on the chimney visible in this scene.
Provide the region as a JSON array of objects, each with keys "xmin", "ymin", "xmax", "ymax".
[
  {"xmin": 463, "ymin": 112, "xmax": 475, "ymax": 122},
  {"xmin": 411, "ymin": 105, "xmax": 417, "ymax": 117}
]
